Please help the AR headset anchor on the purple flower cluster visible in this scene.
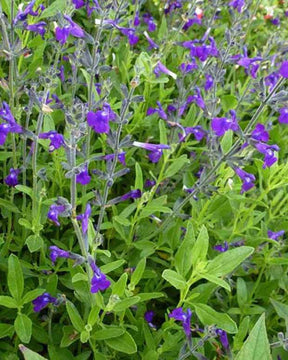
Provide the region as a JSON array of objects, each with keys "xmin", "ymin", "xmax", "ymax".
[
  {"xmin": 133, "ymin": 141, "xmax": 171, "ymax": 163},
  {"xmin": 181, "ymin": 37, "xmax": 218, "ymax": 62},
  {"xmin": 55, "ymin": 15, "xmax": 85, "ymax": 44},
  {"xmin": 76, "ymin": 203, "xmax": 92, "ymax": 235},
  {"xmin": 87, "ymin": 103, "xmax": 116, "ymax": 134},
  {"xmin": 39, "ymin": 131, "xmax": 65, "ymax": 152},
  {"xmin": 32, "ymin": 293, "xmax": 57, "ymax": 312},
  {"xmin": 211, "ymin": 110, "xmax": 239, "ymax": 136},
  {"xmin": 234, "ymin": 167, "xmax": 256, "ymax": 194},
  {"xmin": 0, "ymin": 102, "xmax": 22, "ymax": 146},
  {"xmin": 169, "ymin": 307, "xmax": 192, "ymax": 338},
  {"xmin": 89, "ymin": 259, "xmax": 111, "ymax": 293},
  {"xmin": 5, "ymin": 168, "xmax": 21, "ymax": 187}
]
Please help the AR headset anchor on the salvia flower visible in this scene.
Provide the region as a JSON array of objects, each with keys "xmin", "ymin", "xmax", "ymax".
[
  {"xmin": 267, "ymin": 230, "xmax": 285, "ymax": 241},
  {"xmin": 179, "ymin": 60, "xmax": 198, "ymax": 74},
  {"xmin": 251, "ymin": 123, "xmax": 269, "ymax": 142},
  {"xmin": 13, "ymin": 0, "xmax": 41, "ymax": 25},
  {"xmin": 179, "ymin": 126, "xmax": 206, "ymax": 142},
  {"xmin": 143, "ymin": 13, "xmax": 156, "ymax": 32},
  {"xmin": 229, "ymin": 0, "xmax": 245, "ymax": 13},
  {"xmin": 32, "ymin": 293, "xmax": 57, "ymax": 312},
  {"xmin": 214, "ymin": 241, "xmax": 229, "ymax": 252},
  {"xmin": 204, "ymin": 74, "xmax": 214, "ymax": 91},
  {"xmin": 55, "ymin": 15, "xmax": 85, "ymax": 44},
  {"xmin": 254, "ymin": 143, "xmax": 279, "ymax": 168},
  {"xmin": 76, "ymin": 203, "xmax": 91, "ymax": 235},
  {"xmin": 144, "ymin": 179, "xmax": 156, "ymax": 188},
  {"xmin": 183, "ymin": 16, "xmax": 202, "ymax": 31},
  {"xmin": 49, "ymin": 246, "xmax": 72, "ymax": 264},
  {"xmin": 154, "ymin": 61, "xmax": 177, "ymax": 79},
  {"xmin": 234, "ymin": 167, "xmax": 255, "ymax": 194},
  {"xmin": 89, "ymin": 258, "xmax": 111, "ymax": 293},
  {"xmin": 231, "ymin": 47, "xmax": 262, "ymax": 78},
  {"xmin": 87, "ymin": 103, "xmax": 116, "ymax": 134},
  {"xmin": 169, "ymin": 307, "xmax": 192, "ymax": 338},
  {"xmin": 144, "ymin": 310, "xmax": 156, "ymax": 329},
  {"xmin": 133, "ymin": 141, "xmax": 171, "ymax": 163},
  {"xmin": 0, "ymin": 102, "xmax": 16, "ymax": 123},
  {"xmin": 47, "ymin": 204, "xmax": 66, "ymax": 226},
  {"xmin": 120, "ymin": 189, "xmax": 142, "ymax": 201},
  {"xmin": 109, "ymin": 22, "xmax": 139, "ymax": 46},
  {"xmin": 147, "ymin": 102, "xmax": 167, "ymax": 120},
  {"xmin": 133, "ymin": 11, "xmax": 140, "ymax": 27},
  {"xmin": 72, "ymin": 0, "xmax": 85, "ymax": 9},
  {"xmin": 39, "ymin": 131, "xmax": 65, "ymax": 152},
  {"xmin": 0, "ymin": 103, "xmax": 22, "ymax": 145},
  {"xmin": 186, "ymin": 87, "xmax": 205, "ymax": 110},
  {"xmin": 279, "ymin": 108, "xmax": 288, "ymax": 124},
  {"xmin": 265, "ymin": 72, "xmax": 281, "ymax": 91},
  {"xmin": 5, "ymin": 168, "xmax": 21, "ymax": 187},
  {"xmin": 144, "ymin": 31, "xmax": 159, "ymax": 50},
  {"xmin": 76, "ymin": 164, "xmax": 91, "ymax": 185},
  {"xmin": 216, "ymin": 329, "xmax": 230, "ymax": 350},
  {"xmin": 211, "ymin": 110, "xmax": 239, "ymax": 136},
  {"xmin": 26, "ymin": 22, "xmax": 47, "ymax": 38},
  {"xmin": 181, "ymin": 37, "xmax": 218, "ymax": 62},
  {"xmin": 164, "ymin": 1, "xmax": 182, "ymax": 15}
]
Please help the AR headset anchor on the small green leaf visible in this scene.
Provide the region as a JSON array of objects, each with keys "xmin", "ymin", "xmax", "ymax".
[
  {"xmin": 21, "ymin": 289, "xmax": 45, "ymax": 305},
  {"xmin": 39, "ymin": 0, "xmax": 67, "ymax": 19},
  {"xmin": 165, "ymin": 155, "xmax": 189, "ymax": 178},
  {"xmin": 80, "ymin": 330, "xmax": 90, "ymax": 343},
  {"xmin": 15, "ymin": 185, "xmax": 33, "ymax": 198},
  {"xmin": 0, "ymin": 296, "xmax": 18, "ymax": 308},
  {"xmin": 113, "ymin": 216, "xmax": 131, "ymax": 226},
  {"xmin": 235, "ymin": 314, "xmax": 271, "ymax": 360},
  {"xmin": 135, "ymin": 162, "xmax": 143, "ymax": 191},
  {"xmin": 237, "ymin": 278, "xmax": 248, "ymax": 308},
  {"xmin": 104, "ymin": 331, "xmax": 137, "ymax": 354},
  {"xmin": 137, "ymin": 292, "xmax": 165, "ymax": 302},
  {"xmin": 221, "ymin": 130, "xmax": 233, "ymax": 153},
  {"xmin": 100, "ymin": 259, "xmax": 126, "ymax": 274},
  {"xmin": 25, "ymin": 235, "xmax": 44, "ymax": 253},
  {"xmin": 193, "ymin": 303, "xmax": 237, "ymax": 333},
  {"xmin": 93, "ymin": 327, "xmax": 125, "ymax": 341},
  {"xmin": 0, "ymin": 198, "xmax": 20, "ymax": 213},
  {"xmin": 130, "ymin": 258, "xmax": 146, "ymax": 288},
  {"xmin": 162, "ymin": 269, "xmax": 186, "ymax": 290},
  {"xmin": 175, "ymin": 221, "xmax": 195, "ymax": 277},
  {"xmin": 8, "ymin": 254, "xmax": 24, "ymax": 302},
  {"xmin": 112, "ymin": 273, "xmax": 128, "ymax": 297},
  {"xmin": 18, "ymin": 218, "xmax": 32, "ymax": 230},
  {"xmin": 15, "ymin": 314, "xmax": 32, "ymax": 343},
  {"xmin": 19, "ymin": 344, "xmax": 48, "ymax": 360},
  {"xmin": 221, "ymin": 95, "xmax": 238, "ymax": 112},
  {"xmin": 0, "ymin": 323, "xmax": 14, "ymax": 339},
  {"xmin": 198, "ymin": 272, "xmax": 231, "ymax": 291},
  {"xmin": 113, "ymin": 296, "xmax": 140, "ymax": 312},
  {"xmin": 66, "ymin": 301, "xmax": 85, "ymax": 333},
  {"xmin": 191, "ymin": 225, "xmax": 209, "ymax": 267}
]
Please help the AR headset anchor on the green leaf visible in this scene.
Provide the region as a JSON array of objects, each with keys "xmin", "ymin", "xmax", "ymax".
[
  {"xmin": 137, "ymin": 292, "xmax": 165, "ymax": 302},
  {"xmin": 165, "ymin": 155, "xmax": 189, "ymax": 178},
  {"xmin": 104, "ymin": 331, "xmax": 137, "ymax": 354},
  {"xmin": 112, "ymin": 273, "xmax": 128, "ymax": 297},
  {"xmin": 60, "ymin": 326, "xmax": 79, "ymax": 348},
  {"xmin": 18, "ymin": 218, "xmax": 32, "ymax": 230},
  {"xmin": 221, "ymin": 130, "xmax": 233, "ymax": 153},
  {"xmin": 162, "ymin": 269, "xmax": 186, "ymax": 290},
  {"xmin": 93, "ymin": 327, "xmax": 125, "ymax": 340},
  {"xmin": 221, "ymin": 95, "xmax": 238, "ymax": 112},
  {"xmin": 237, "ymin": 278, "xmax": 248, "ymax": 308},
  {"xmin": 0, "ymin": 296, "xmax": 18, "ymax": 308},
  {"xmin": 235, "ymin": 314, "xmax": 272, "ymax": 360},
  {"xmin": 0, "ymin": 198, "xmax": 20, "ymax": 213},
  {"xmin": 21, "ymin": 289, "xmax": 45, "ymax": 305},
  {"xmin": 8, "ymin": 254, "xmax": 24, "ymax": 302},
  {"xmin": 270, "ymin": 298, "xmax": 288, "ymax": 328},
  {"xmin": 233, "ymin": 317, "xmax": 250, "ymax": 351},
  {"xmin": 19, "ymin": 344, "xmax": 48, "ymax": 360},
  {"xmin": 100, "ymin": 259, "xmax": 125, "ymax": 274},
  {"xmin": 198, "ymin": 272, "xmax": 231, "ymax": 291},
  {"xmin": 135, "ymin": 162, "xmax": 143, "ymax": 191},
  {"xmin": 205, "ymin": 247, "xmax": 254, "ymax": 277},
  {"xmin": 25, "ymin": 235, "xmax": 44, "ymax": 253},
  {"xmin": 80, "ymin": 330, "xmax": 90, "ymax": 343},
  {"xmin": 191, "ymin": 225, "xmax": 209, "ymax": 267},
  {"xmin": 193, "ymin": 303, "xmax": 237, "ymax": 333},
  {"xmin": 15, "ymin": 314, "xmax": 32, "ymax": 343},
  {"xmin": 114, "ymin": 216, "xmax": 131, "ymax": 226},
  {"xmin": 175, "ymin": 221, "xmax": 195, "ymax": 277},
  {"xmin": 0, "ymin": 151, "xmax": 19, "ymax": 161},
  {"xmin": 0, "ymin": 323, "xmax": 14, "ymax": 339},
  {"xmin": 15, "ymin": 185, "xmax": 33, "ymax": 198},
  {"xmin": 39, "ymin": 0, "xmax": 67, "ymax": 19},
  {"xmin": 113, "ymin": 296, "xmax": 141, "ymax": 312},
  {"xmin": 66, "ymin": 301, "xmax": 85, "ymax": 333},
  {"xmin": 130, "ymin": 258, "xmax": 146, "ymax": 288}
]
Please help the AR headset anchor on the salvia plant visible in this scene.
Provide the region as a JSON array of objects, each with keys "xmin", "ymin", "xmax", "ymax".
[{"xmin": 1, "ymin": 0, "xmax": 288, "ymax": 359}]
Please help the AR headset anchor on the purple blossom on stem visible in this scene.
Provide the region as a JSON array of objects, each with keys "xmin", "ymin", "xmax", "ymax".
[
  {"xmin": 110, "ymin": 22, "xmax": 139, "ymax": 46},
  {"xmin": 76, "ymin": 165, "xmax": 91, "ymax": 185},
  {"xmin": 13, "ymin": 0, "xmax": 40, "ymax": 25},
  {"xmin": 47, "ymin": 204, "xmax": 66, "ymax": 226},
  {"xmin": 0, "ymin": 102, "xmax": 22, "ymax": 140},
  {"xmin": 147, "ymin": 101, "xmax": 167, "ymax": 120},
  {"xmin": 32, "ymin": 293, "xmax": 57, "ymax": 312},
  {"xmin": 144, "ymin": 179, "xmax": 156, "ymax": 188},
  {"xmin": 181, "ymin": 37, "xmax": 218, "ymax": 62},
  {"xmin": 267, "ymin": 230, "xmax": 285, "ymax": 241},
  {"xmin": 164, "ymin": 1, "xmax": 182, "ymax": 15},
  {"xmin": 5, "ymin": 168, "xmax": 21, "ymax": 187},
  {"xmin": 251, "ymin": 123, "xmax": 269, "ymax": 142},
  {"xmin": 89, "ymin": 258, "xmax": 111, "ymax": 293},
  {"xmin": 186, "ymin": 87, "xmax": 205, "ymax": 110},
  {"xmin": 133, "ymin": 141, "xmax": 170, "ymax": 163},
  {"xmin": 87, "ymin": 103, "xmax": 116, "ymax": 134},
  {"xmin": 102, "ymin": 152, "xmax": 126, "ymax": 166},
  {"xmin": 214, "ymin": 241, "xmax": 229, "ymax": 252},
  {"xmin": 204, "ymin": 74, "xmax": 214, "ymax": 91},
  {"xmin": 169, "ymin": 307, "xmax": 192, "ymax": 338},
  {"xmin": 229, "ymin": 0, "xmax": 245, "ymax": 13},
  {"xmin": 211, "ymin": 110, "xmax": 239, "ymax": 136},
  {"xmin": 144, "ymin": 31, "xmax": 159, "ymax": 50},
  {"xmin": 183, "ymin": 16, "xmax": 202, "ymax": 31},
  {"xmin": 254, "ymin": 143, "xmax": 279, "ymax": 168},
  {"xmin": 154, "ymin": 61, "xmax": 177, "ymax": 79},
  {"xmin": 120, "ymin": 189, "xmax": 142, "ymax": 201},
  {"xmin": 179, "ymin": 60, "xmax": 198, "ymax": 74},
  {"xmin": 39, "ymin": 131, "xmax": 65, "ymax": 152},
  {"xmin": 72, "ymin": 0, "xmax": 85, "ymax": 9},
  {"xmin": 143, "ymin": 13, "xmax": 156, "ymax": 32},
  {"xmin": 76, "ymin": 203, "xmax": 92, "ymax": 235},
  {"xmin": 179, "ymin": 126, "xmax": 206, "ymax": 142},
  {"xmin": 55, "ymin": 15, "xmax": 85, "ymax": 44},
  {"xmin": 144, "ymin": 310, "xmax": 156, "ymax": 328},
  {"xmin": 231, "ymin": 47, "xmax": 262, "ymax": 78},
  {"xmin": 134, "ymin": 11, "xmax": 140, "ymax": 27},
  {"xmin": 216, "ymin": 329, "xmax": 230, "ymax": 350},
  {"xmin": 265, "ymin": 72, "xmax": 280, "ymax": 91},
  {"xmin": 279, "ymin": 108, "xmax": 288, "ymax": 124},
  {"xmin": 49, "ymin": 246, "xmax": 71, "ymax": 264},
  {"xmin": 271, "ymin": 18, "xmax": 280, "ymax": 26},
  {"xmin": 234, "ymin": 167, "xmax": 255, "ymax": 194},
  {"xmin": 26, "ymin": 22, "xmax": 47, "ymax": 38}
]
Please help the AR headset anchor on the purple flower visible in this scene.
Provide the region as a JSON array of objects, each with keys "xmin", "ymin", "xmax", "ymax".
[
  {"xmin": 102, "ymin": 152, "xmax": 126, "ymax": 166},
  {"xmin": 234, "ymin": 167, "xmax": 255, "ymax": 193},
  {"xmin": 211, "ymin": 111, "xmax": 239, "ymax": 136},
  {"xmin": 265, "ymin": 72, "xmax": 280, "ymax": 91},
  {"xmin": 169, "ymin": 307, "xmax": 192, "ymax": 338},
  {"xmin": 32, "ymin": 293, "xmax": 57, "ymax": 312},
  {"xmin": 186, "ymin": 88, "xmax": 205, "ymax": 110},
  {"xmin": 143, "ymin": 13, "xmax": 156, "ymax": 32},
  {"xmin": 133, "ymin": 141, "xmax": 171, "ymax": 163},
  {"xmin": 39, "ymin": 131, "xmax": 65, "ymax": 152},
  {"xmin": 147, "ymin": 101, "xmax": 167, "ymax": 120},
  {"xmin": 144, "ymin": 310, "xmax": 156, "ymax": 328},
  {"xmin": 13, "ymin": 0, "xmax": 40, "ymax": 25},
  {"xmin": 214, "ymin": 241, "xmax": 229, "ymax": 252},
  {"xmin": 183, "ymin": 17, "xmax": 202, "ymax": 31},
  {"xmin": 179, "ymin": 126, "xmax": 206, "ymax": 142},
  {"xmin": 144, "ymin": 179, "xmax": 156, "ymax": 188},
  {"xmin": 267, "ymin": 230, "xmax": 285, "ymax": 241},
  {"xmin": 87, "ymin": 103, "xmax": 116, "ymax": 134},
  {"xmin": 251, "ymin": 124, "xmax": 269, "ymax": 142},
  {"xmin": 76, "ymin": 165, "xmax": 91, "ymax": 185},
  {"xmin": 144, "ymin": 31, "xmax": 159, "ymax": 50},
  {"xmin": 55, "ymin": 15, "xmax": 85, "ymax": 44},
  {"xmin": 120, "ymin": 189, "xmax": 141, "ymax": 201},
  {"xmin": 154, "ymin": 61, "xmax": 177, "ymax": 79},
  {"xmin": 179, "ymin": 60, "xmax": 198, "ymax": 74},
  {"xmin": 111, "ymin": 23, "xmax": 139, "ymax": 46},
  {"xmin": 49, "ymin": 246, "xmax": 71, "ymax": 264},
  {"xmin": 72, "ymin": 0, "xmax": 85, "ymax": 8},
  {"xmin": 216, "ymin": 329, "xmax": 230, "ymax": 349},
  {"xmin": 26, "ymin": 22, "xmax": 47, "ymax": 38},
  {"xmin": 0, "ymin": 102, "xmax": 22, "ymax": 140},
  {"xmin": 0, "ymin": 102, "xmax": 15, "ymax": 123},
  {"xmin": 254, "ymin": 143, "xmax": 279, "ymax": 168},
  {"xmin": 89, "ymin": 259, "xmax": 111, "ymax": 293},
  {"xmin": 47, "ymin": 204, "xmax": 66, "ymax": 226},
  {"xmin": 0, "ymin": 123, "xmax": 10, "ymax": 145},
  {"xmin": 5, "ymin": 168, "xmax": 20, "ymax": 187},
  {"xmin": 271, "ymin": 18, "xmax": 280, "ymax": 26},
  {"xmin": 134, "ymin": 11, "xmax": 140, "ymax": 27},
  {"xmin": 76, "ymin": 203, "xmax": 91, "ymax": 235},
  {"xmin": 164, "ymin": 1, "xmax": 182, "ymax": 15},
  {"xmin": 181, "ymin": 37, "xmax": 218, "ymax": 62},
  {"xmin": 279, "ymin": 107, "xmax": 288, "ymax": 124},
  {"xmin": 204, "ymin": 74, "xmax": 214, "ymax": 91},
  {"xmin": 229, "ymin": 0, "xmax": 245, "ymax": 12},
  {"xmin": 231, "ymin": 47, "xmax": 262, "ymax": 78}
]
